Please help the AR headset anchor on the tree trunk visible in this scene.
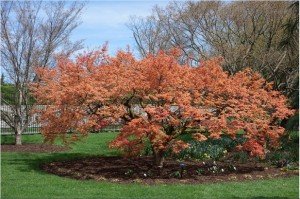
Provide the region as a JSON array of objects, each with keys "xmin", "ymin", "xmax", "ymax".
[
  {"xmin": 15, "ymin": 128, "xmax": 22, "ymax": 145},
  {"xmin": 154, "ymin": 150, "xmax": 165, "ymax": 168}
]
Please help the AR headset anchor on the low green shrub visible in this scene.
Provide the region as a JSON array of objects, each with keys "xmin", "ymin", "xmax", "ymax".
[
  {"xmin": 142, "ymin": 134, "xmax": 247, "ymax": 161},
  {"xmin": 172, "ymin": 135, "xmax": 246, "ymax": 161},
  {"xmin": 267, "ymin": 130, "xmax": 299, "ymax": 164},
  {"xmin": 231, "ymin": 151, "xmax": 249, "ymax": 163},
  {"xmin": 285, "ymin": 113, "xmax": 299, "ymax": 131}
]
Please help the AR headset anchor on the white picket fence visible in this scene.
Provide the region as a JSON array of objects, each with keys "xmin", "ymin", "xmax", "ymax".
[
  {"xmin": 1, "ymin": 105, "xmax": 43, "ymax": 134},
  {"xmin": 0, "ymin": 105, "xmax": 121, "ymax": 135}
]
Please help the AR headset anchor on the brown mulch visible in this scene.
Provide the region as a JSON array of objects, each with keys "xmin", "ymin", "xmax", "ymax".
[
  {"xmin": 1, "ymin": 144, "xmax": 70, "ymax": 153},
  {"xmin": 41, "ymin": 156, "xmax": 299, "ymax": 184}
]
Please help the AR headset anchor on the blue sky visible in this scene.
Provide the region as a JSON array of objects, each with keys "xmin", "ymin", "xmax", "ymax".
[{"xmin": 71, "ymin": 1, "xmax": 171, "ymax": 56}]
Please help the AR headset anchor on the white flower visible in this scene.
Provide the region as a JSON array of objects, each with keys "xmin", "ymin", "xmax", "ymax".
[
  {"xmin": 143, "ymin": 173, "xmax": 147, "ymax": 177},
  {"xmin": 221, "ymin": 169, "xmax": 224, "ymax": 172},
  {"xmin": 233, "ymin": 166, "xmax": 236, "ymax": 170}
]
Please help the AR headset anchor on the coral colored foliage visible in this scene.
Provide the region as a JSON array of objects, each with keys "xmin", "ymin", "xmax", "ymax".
[{"xmin": 31, "ymin": 47, "xmax": 294, "ymax": 159}]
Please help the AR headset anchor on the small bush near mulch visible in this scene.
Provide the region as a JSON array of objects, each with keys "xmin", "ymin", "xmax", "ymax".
[
  {"xmin": 143, "ymin": 134, "xmax": 247, "ymax": 162},
  {"xmin": 142, "ymin": 130, "xmax": 299, "ymax": 170},
  {"xmin": 266, "ymin": 130, "xmax": 299, "ymax": 169}
]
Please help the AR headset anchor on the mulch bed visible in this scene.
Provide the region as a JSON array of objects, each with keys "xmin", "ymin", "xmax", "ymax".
[
  {"xmin": 1, "ymin": 144, "xmax": 70, "ymax": 153},
  {"xmin": 41, "ymin": 156, "xmax": 299, "ymax": 184}
]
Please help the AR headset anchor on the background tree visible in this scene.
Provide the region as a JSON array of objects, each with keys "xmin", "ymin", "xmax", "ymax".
[
  {"xmin": 1, "ymin": 73, "xmax": 5, "ymax": 84},
  {"xmin": 32, "ymin": 48, "xmax": 294, "ymax": 167},
  {"xmin": 279, "ymin": 1, "xmax": 299, "ymax": 109},
  {"xmin": 128, "ymin": 1, "xmax": 298, "ymax": 101},
  {"xmin": 1, "ymin": 1, "xmax": 84, "ymax": 145}
]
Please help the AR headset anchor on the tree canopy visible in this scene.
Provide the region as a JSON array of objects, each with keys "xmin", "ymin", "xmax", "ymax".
[
  {"xmin": 32, "ymin": 48, "xmax": 294, "ymax": 166},
  {"xmin": 1, "ymin": 1, "xmax": 84, "ymax": 145}
]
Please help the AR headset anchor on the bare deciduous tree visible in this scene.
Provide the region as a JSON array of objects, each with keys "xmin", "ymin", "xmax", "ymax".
[
  {"xmin": 129, "ymin": 1, "xmax": 298, "ymax": 99},
  {"xmin": 1, "ymin": 1, "xmax": 85, "ymax": 145}
]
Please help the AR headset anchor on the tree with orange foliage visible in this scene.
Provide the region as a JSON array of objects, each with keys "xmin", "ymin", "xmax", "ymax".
[{"xmin": 32, "ymin": 47, "xmax": 294, "ymax": 167}]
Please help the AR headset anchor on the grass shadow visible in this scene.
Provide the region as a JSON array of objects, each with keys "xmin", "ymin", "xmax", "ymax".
[
  {"xmin": 3, "ymin": 152, "xmax": 111, "ymax": 175},
  {"xmin": 2, "ymin": 132, "xmax": 120, "ymax": 175}
]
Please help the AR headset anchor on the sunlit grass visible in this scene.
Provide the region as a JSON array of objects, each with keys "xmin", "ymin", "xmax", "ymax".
[{"xmin": 1, "ymin": 133, "xmax": 299, "ymax": 199}]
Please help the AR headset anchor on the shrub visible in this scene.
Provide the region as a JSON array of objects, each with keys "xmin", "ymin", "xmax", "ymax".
[
  {"xmin": 172, "ymin": 135, "xmax": 246, "ymax": 161},
  {"xmin": 268, "ymin": 130, "xmax": 299, "ymax": 163},
  {"xmin": 33, "ymin": 48, "xmax": 294, "ymax": 167},
  {"xmin": 285, "ymin": 113, "xmax": 299, "ymax": 131}
]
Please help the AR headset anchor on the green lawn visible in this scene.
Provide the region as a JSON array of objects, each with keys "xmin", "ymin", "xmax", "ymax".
[{"xmin": 1, "ymin": 133, "xmax": 299, "ymax": 199}]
